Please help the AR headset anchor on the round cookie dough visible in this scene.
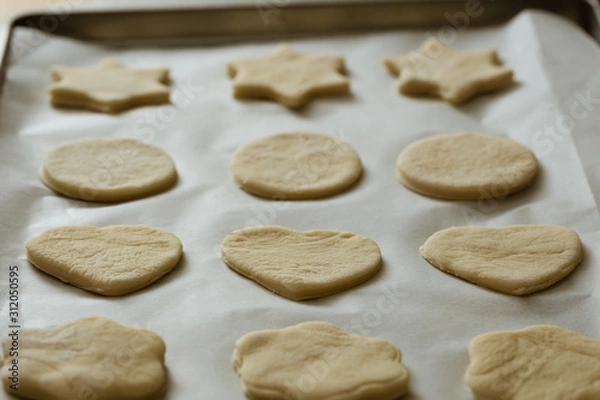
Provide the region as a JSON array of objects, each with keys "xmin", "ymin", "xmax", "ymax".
[
  {"xmin": 396, "ymin": 132, "xmax": 538, "ymax": 200},
  {"xmin": 40, "ymin": 138, "xmax": 177, "ymax": 202},
  {"xmin": 231, "ymin": 132, "xmax": 362, "ymax": 200},
  {"xmin": 233, "ymin": 321, "xmax": 410, "ymax": 400},
  {"xmin": 466, "ymin": 325, "xmax": 600, "ymax": 400},
  {"xmin": 1, "ymin": 317, "xmax": 167, "ymax": 400},
  {"xmin": 26, "ymin": 225, "xmax": 183, "ymax": 296},
  {"xmin": 220, "ymin": 226, "xmax": 381, "ymax": 300},
  {"xmin": 420, "ymin": 225, "xmax": 583, "ymax": 295}
]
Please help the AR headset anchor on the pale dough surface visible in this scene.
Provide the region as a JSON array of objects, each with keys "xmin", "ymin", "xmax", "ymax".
[
  {"xmin": 50, "ymin": 58, "xmax": 169, "ymax": 113},
  {"xmin": 0, "ymin": 317, "xmax": 167, "ymax": 400},
  {"xmin": 420, "ymin": 225, "xmax": 583, "ymax": 295},
  {"xmin": 227, "ymin": 44, "xmax": 349, "ymax": 107},
  {"xmin": 396, "ymin": 132, "xmax": 538, "ymax": 200},
  {"xmin": 384, "ymin": 38, "xmax": 513, "ymax": 105},
  {"xmin": 41, "ymin": 137, "xmax": 177, "ymax": 202},
  {"xmin": 231, "ymin": 132, "xmax": 362, "ymax": 200},
  {"xmin": 466, "ymin": 325, "xmax": 600, "ymax": 400},
  {"xmin": 233, "ymin": 321, "xmax": 409, "ymax": 400},
  {"xmin": 26, "ymin": 225, "xmax": 183, "ymax": 296},
  {"xmin": 220, "ymin": 226, "xmax": 381, "ymax": 300}
]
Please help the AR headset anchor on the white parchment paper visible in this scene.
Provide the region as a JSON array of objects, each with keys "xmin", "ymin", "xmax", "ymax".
[{"xmin": 1, "ymin": 9, "xmax": 600, "ymax": 399}]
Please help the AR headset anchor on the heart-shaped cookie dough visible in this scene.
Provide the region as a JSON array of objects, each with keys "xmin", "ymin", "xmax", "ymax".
[
  {"xmin": 220, "ymin": 226, "xmax": 381, "ymax": 300},
  {"xmin": 26, "ymin": 225, "xmax": 182, "ymax": 296},
  {"xmin": 466, "ymin": 325, "xmax": 600, "ymax": 400},
  {"xmin": 1, "ymin": 317, "xmax": 167, "ymax": 400},
  {"xmin": 420, "ymin": 225, "xmax": 583, "ymax": 295},
  {"xmin": 233, "ymin": 321, "xmax": 410, "ymax": 400}
]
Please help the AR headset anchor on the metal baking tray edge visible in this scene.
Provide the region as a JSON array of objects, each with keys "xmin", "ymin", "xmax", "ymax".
[
  {"xmin": 0, "ymin": 0, "xmax": 599, "ymax": 110},
  {"xmin": 2, "ymin": 1, "xmax": 600, "ymax": 49}
]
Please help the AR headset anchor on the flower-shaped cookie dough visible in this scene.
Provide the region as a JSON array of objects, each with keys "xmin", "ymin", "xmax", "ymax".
[
  {"xmin": 49, "ymin": 58, "xmax": 169, "ymax": 113},
  {"xmin": 233, "ymin": 321, "xmax": 410, "ymax": 400},
  {"xmin": 384, "ymin": 38, "xmax": 513, "ymax": 105},
  {"xmin": 0, "ymin": 317, "xmax": 167, "ymax": 400},
  {"xmin": 227, "ymin": 45, "xmax": 350, "ymax": 107},
  {"xmin": 466, "ymin": 325, "xmax": 600, "ymax": 400}
]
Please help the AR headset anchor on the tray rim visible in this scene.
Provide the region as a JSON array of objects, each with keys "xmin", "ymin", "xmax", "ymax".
[{"xmin": 1, "ymin": 0, "xmax": 599, "ymax": 95}]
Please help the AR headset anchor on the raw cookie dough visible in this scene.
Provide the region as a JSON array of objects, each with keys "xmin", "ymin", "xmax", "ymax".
[
  {"xmin": 220, "ymin": 226, "xmax": 381, "ymax": 300},
  {"xmin": 465, "ymin": 325, "xmax": 600, "ymax": 400},
  {"xmin": 26, "ymin": 225, "xmax": 183, "ymax": 296},
  {"xmin": 383, "ymin": 38, "xmax": 513, "ymax": 105},
  {"xmin": 227, "ymin": 44, "xmax": 350, "ymax": 107},
  {"xmin": 1, "ymin": 317, "xmax": 167, "ymax": 400},
  {"xmin": 40, "ymin": 137, "xmax": 177, "ymax": 202},
  {"xmin": 233, "ymin": 321, "xmax": 409, "ymax": 400},
  {"xmin": 232, "ymin": 132, "xmax": 362, "ymax": 200},
  {"xmin": 420, "ymin": 225, "xmax": 583, "ymax": 295},
  {"xmin": 396, "ymin": 132, "xmax": 538, "ymax": 200},
  {"xmin": 49, "ymin": 58, "xmax": 169, "ymax": 113}
]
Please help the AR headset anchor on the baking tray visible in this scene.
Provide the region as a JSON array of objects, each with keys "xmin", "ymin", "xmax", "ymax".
[
  {"xmin": 6, "ymin": 0, "xmax": 600, "ymax": 42},
  {"xmin": 2, "ymin": 1, "xmax": 600, "ymax": 400},
  {"xmin": 1, "ymin": 0, "xmax": 599, "ymax": 102},
  {"xmin": 1, "ymin": 0, "xmax": 600, "ymax": 49}
]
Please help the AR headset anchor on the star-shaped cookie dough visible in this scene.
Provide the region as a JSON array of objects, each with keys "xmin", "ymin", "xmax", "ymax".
[
  {"xmin": 384, "ymin": 38, "xmax": 513, "ymax": 105},
  {"xmin": 49, "ymin": 58, "xmax": 170, "ymax": 113},
  {"xmin": 227, "ymin": 45, "xmax": 350, "ymax": 107}
]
